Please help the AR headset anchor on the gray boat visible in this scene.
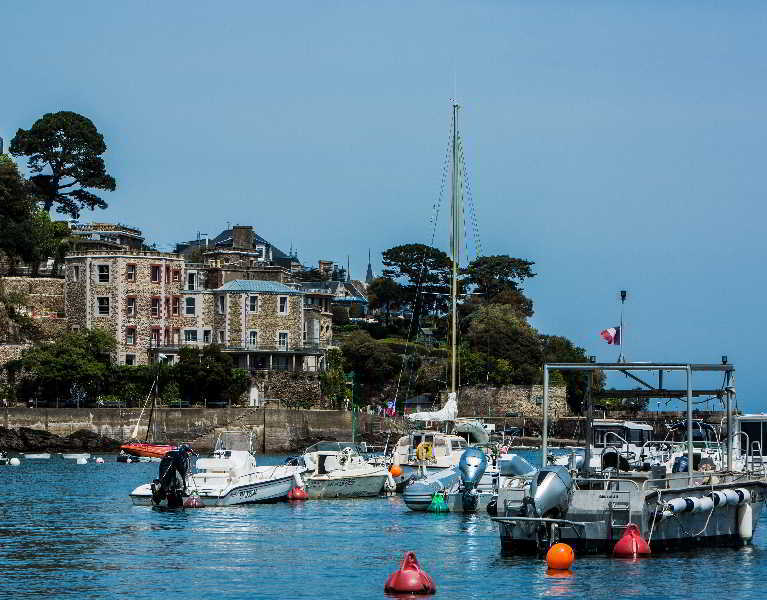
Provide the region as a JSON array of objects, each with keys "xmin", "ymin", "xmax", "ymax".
[{"xmin": 493, "ymin": 361, "xmax": 767, "ymax": 554}]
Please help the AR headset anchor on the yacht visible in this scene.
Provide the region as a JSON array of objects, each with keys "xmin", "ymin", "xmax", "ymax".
[{"xmin": 130, "ymin": 432, "xmax": 306, "ymax": 507}]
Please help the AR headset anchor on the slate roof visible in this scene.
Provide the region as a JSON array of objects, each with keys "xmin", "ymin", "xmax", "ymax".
[
  {"xmin": 175, "ymin": 228, "xmax": 292, "ymax": 260},
  {"xmin": 216, "ymin": 280, "xmax": 303, "ymax": 294}
]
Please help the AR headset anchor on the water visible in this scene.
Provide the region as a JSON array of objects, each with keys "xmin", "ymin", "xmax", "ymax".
[{"xmin": 2, "ymin": 454, "xmax": 767, "ymax": 600}]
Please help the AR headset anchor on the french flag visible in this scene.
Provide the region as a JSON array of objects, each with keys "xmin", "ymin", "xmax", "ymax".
[
  {"xmin": 600, "ymin": 326, "xmax": 621, "ymax": 345},
  {"xmin": 385, "ymin": 400, "xmax": 396, "ymax": 417}
]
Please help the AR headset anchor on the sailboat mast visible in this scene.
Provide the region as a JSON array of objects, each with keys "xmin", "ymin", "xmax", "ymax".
[{"xmin": 450, "ymin": 102, "xmax": 460, "ymax": 394}]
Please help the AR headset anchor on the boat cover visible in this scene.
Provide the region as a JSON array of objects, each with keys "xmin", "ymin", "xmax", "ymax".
[{"xmin": 406, "ymin": 393, "xmax": 458, "ymax": 423}]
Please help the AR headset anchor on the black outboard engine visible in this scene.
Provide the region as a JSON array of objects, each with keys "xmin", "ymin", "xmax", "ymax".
[{"xmin": 151, "ymin": 445, "xmax": 194, "ymax": 508}]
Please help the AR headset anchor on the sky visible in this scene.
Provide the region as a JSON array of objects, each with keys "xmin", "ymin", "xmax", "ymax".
[{"xmin": 2, "ymin": 1, "xmax": 766, "ymax": 410}]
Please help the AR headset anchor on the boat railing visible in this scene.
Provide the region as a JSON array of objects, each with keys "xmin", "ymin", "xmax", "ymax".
[{"xmin": 576, "ymin": 477, "xmax": 640, "ymax": 492}]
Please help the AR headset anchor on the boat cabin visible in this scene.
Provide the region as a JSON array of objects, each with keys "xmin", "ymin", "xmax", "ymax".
[
  {"xmin": 393, "ymin": 431, "xmax": 467, "ymax": 467},
  {"xmin": 592, "ymin": 420, "xmax": 654, "ymax": 448}
]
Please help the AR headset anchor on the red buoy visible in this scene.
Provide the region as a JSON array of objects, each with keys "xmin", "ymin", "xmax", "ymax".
[
  {"xmin": 183, "ymin": 494, "xmax": 205, "ymax": 508},
  {"xmin": 288, "ymin": 486, "xmax": 308, "ymax": 501},
  {"xmin": 613, "ymin": 523, "xmax": 651, "ymax": 558},
  {"xmin": 384, "ymin": 551, "xmax": 436, "ymax": 595}
]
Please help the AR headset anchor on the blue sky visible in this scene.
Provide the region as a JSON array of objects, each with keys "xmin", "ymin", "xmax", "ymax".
[{"xmin": 2, "ymin": 2, "xmax": 765, "ymax": 410}]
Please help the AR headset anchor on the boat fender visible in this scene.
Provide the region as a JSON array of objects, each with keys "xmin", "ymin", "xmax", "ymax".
[
  {"xmin": 693, "ymin": 496, "xmax": 715, "ymax": 513},
  {"xmin": 76, "ymin": 457, "xmax": 88, "ymax": 465},
  {"xmin": 427, "ymin": 491, "xmax": 449, "ymax": 513},
  {"xmin": 737, "ymin": 502, "xmax": 753, "ymax": 542},
  {"xmin": 384, "ymin": 551, "xmax": 436, "ymax": 595},
  {"xmin": 293, "ymin": 472, "xmax": 305, "ymax": 488},
  {"xmin": 723, "ymin": 489, "xmax": 740, "ymax": 506},
  {"xmin": 707, "ymin": 491, "xmax": 728, "ymax": 508},
  {"xmin": 287, "ymin": 486, "xmax": 308, "ymax": 501},
  {"xmin": 385, "ymin": 472, "xmax": 396, "ymax": 492},
  {"xmin": 95, "ymin": 457, "xmax": 105, "ymax": 464},
  {"xmin": 415, "ymin": 442, "xmax": 433, "ymax": 462},
  {"xmin": 9, "ymin": 457, "xmax": 20, "ymax": 466},
  {"xmin": 666, "ymin": 498, "xmax": 689, "ymax": 514},
  {"xmin": 734, "ymin": 488, "xmax": 751, "ymax": 505},
  {"xmin": 389, "ymin": 465, "xmax": 403, "ymax": 478},
  {"xmin": 613, "ymin": 523, "xmax": 651, "ymax": 558},
  {"xmin": 183, "ymin": 493, "xmax": 205, "ymax": 508}
]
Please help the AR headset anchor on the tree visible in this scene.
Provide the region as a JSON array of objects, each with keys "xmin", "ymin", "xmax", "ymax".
[
  {"xmin": 319, "ymin": 348, "xmax": 347, "ymax": 409},
  {"xmin": 18, "ymin": 328, "xmax": 116, "ymax": 406},
  {"xmin": 10, "ymin": 111, "xmax": 116, "ymax": 218},
  {"xmin": 382, "ymin": 243, "xmax": 454, "ymax": 332},
  {"xmin": 464, "ymin": 255, "xmax": 536, "ymax": 298},
  {"xmin": 541, "ymin": 335, "xmax": 604, "ymax": 413},
  {"xmin": 367, "ymin": 277, "xmax": 405, "ymax": 324},
  {"xmin": 490, "ymin": 287, "xmax": 534, "ymax": 319},
  {"xmin": 340, "ymin": 330, "xmax": 401, "ymax": 388},
  {"xmin": 176, "ymin": 344, "xmax": 249, "ymax": 405}
]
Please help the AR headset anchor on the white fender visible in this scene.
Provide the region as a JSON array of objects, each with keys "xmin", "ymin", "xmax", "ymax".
[
  {"xmin": 293, "ymin": 472, "xmax": 304, "ymax": 488},
  {"xmin": 734, "ymin": 488, "xmax": 751, "ymax": 505},
  {"xmin": 693, "ymin": 496, "xmax": 714, "ymax": 513},
  {"xmin": 9, "ymin": 457, "xmax": 20, "ymax": 466},
  {"xmin": 666, "ymin": 498, "xmax": 689, "ymax": 513},
  {"xmin": 708, "ymin": 491, "xmax": 728, "ymax": 508},
  {"xmin": 385, "ymin": 472, "xmax": 396, "ymax": 491},
  {"xmin": 723, "ymin": 489, "xmax": 740, "ymax": 506},
  {"xmin": 737, "ymin": 502, "xmax": 753, "ymax": 542},
  {"xmin": 76, "ymin": 457, "xmax": 88, "ymax": 465}
]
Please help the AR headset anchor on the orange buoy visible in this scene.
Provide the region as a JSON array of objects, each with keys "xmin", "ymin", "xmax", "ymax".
[
  {"xmin": 390, "ymin": 465, "xmax": 403, "ymax": 478},
  {"xmin": 384, "ymin": 551, "xmax": 436, "ymax": 595},
  {"xmin": 288, "ymin": 486, "xmax": 308, "ymax": 501},
  {"xmin": 613, "ymin": 523, "xmax": 651, "ymax": 558},
  {"xmin": 546, "ymin": 543, "xmax": 574, "ymax": 570}
]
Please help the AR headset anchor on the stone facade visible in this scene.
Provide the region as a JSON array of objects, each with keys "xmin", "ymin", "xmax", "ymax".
[{"xmin": 458, "ymin": 384, "xmax": 570, "ymax": 419}]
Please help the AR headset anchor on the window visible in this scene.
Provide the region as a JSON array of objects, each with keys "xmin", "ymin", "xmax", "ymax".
[
  {"xmin": 165, "ymin": 265, "xmax": 170, "ymax": 283},
  {"xmin": 151, "ymin": 265, "xmax": 161, "ymax": 283},
  {"xmin": 172, "ymin": 269, "xmax": 181, "ymax": 282},
  {"xmin": 150, "ymin": 328, "xmax": 160, "ymax": 346},
  {"xmin": 72, "ymin": 265, "xmax": 80, "ymax": 282},
  {"xmin": 97, "ymin": 265, "xmax": 110, "ymax": 283},
  {"xmin": 164, "ymin": 298, "xmax": 170, "ymax": 317},
  {"xmin": 97, "ymin": 297, "xmax": 110, "ymax": 315},
  {"xmin": 172, "ymin": 329, "xmax": 180, "ymax": 345},
  {"xmin": 126, "ymin": 264, "xmax": 136, "ymax": 282},
  {"xmin": 187, "ymin": 272, "xmax": 197, "ymax": 290},
  {"xmin": 248, "ymin": 330, "xmax": 258, "ymax": 346},
  {"xmin": 184, "ymin": 329, "xmax": 198, "ymax": 343},
  {"xmin": 249, "ymin": 296, "xmax": 258, "ymax": 312},
  {"xmin": 218, "ymin": 331, "xmax": 225, "ymax": 343},
  {"xmin": 185, "ymin": 297, "xmax": 196, "ymax": 316},
  {"xmin": 217, "ymin": 295, "xmax": 225, "ymax": 314},
  {"xmin": 172, "ymin": 297, "xmax": 180, "ymax": 316},
  {"xmin": 150, "ymin": 298, "xmax": 160, "ymax": 317},
  {"xmin": 278, "ymin": 332, "xmax": 288, "ymax": 349},
  {"xmin": 125, "ymin": 328, "xmax": 136, "ymax": 345},
  {"xmin": 126, "ymin": 297, "xmax": 136, "ymax": 316},
  {"xmin": 278, "ymin": 296, "xmax": 288, "ymax": 315},
  {"xmin": 203, "ymin": 330, "xmax": 211, "ymax": 344},
  {"xmin": 125, "ymin": 354, "xmax": 135, "ymax": 366}
]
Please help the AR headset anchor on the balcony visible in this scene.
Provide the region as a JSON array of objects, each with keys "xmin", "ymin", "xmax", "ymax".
[{"xmin": 149, "ymin": 340, "xmax": 327, "ymax": 355}]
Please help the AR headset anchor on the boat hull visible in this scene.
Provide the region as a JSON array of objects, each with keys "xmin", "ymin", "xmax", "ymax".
[
  {"xmin": 120, "ymin": 443, "xmax": 176, "ymax": 459},
  {"xmin": 304, "ymin": 473, "xmax": 387, "ymax": 499}
]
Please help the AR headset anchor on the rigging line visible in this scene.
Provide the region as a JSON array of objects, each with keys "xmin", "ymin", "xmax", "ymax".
[
  {"xmin": 392, "ymin": 120, "xmax": 453, "ymax": 406},
  {"xmin": 457, "ymin": 132, "xmax": 482, "ymax": 259}
]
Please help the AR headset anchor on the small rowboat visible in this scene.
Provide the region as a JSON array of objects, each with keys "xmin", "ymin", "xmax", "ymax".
[{"xmin": 120, "ymin": 443, "xmax": 176, "ymax": 459}]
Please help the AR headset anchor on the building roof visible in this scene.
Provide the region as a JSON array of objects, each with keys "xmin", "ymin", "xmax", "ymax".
[
  {"xmin": 216, "ymin": 280, "xmax": 303, "ymax": 294},
  {"xmin": 175, "ymin": 227, "xmax": 292, "ymax": 260}
]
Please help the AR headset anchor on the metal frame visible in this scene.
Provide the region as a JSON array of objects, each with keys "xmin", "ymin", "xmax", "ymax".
[{"xmin": 542, "ymin": 362, "xmax": 735, "ymax": 485}]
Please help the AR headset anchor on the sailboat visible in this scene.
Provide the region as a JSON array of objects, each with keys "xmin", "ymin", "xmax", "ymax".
[
  {"xmin": 119, "ymin": 370, "xmax": 176, "ymax": 460},
  {"xmin": 393, "ymin": 102, "xmax": 492, "ymax": 496}
]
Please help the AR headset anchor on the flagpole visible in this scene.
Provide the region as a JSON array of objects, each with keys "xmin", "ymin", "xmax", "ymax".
[{"xmin": 619, "ymin": 290, "xmax": 627, "ymax": 362}]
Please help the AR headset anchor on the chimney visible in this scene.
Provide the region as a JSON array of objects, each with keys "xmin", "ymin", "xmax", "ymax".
[{"xmin": 232, "ymin": 225, "xmax": 253, "ymax": 249}]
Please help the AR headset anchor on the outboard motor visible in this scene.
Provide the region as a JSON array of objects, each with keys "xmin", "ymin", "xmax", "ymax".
[
  {"xmin": 151, "ymin": 445, "xmax": 194, "ymax": 508},
  {"xmin": 525, "ymin": 465, "xmax": 573, "ymax": 518},
  {"xmin": 458, "ymin": 447, "xmax": 487, "ymax": 512}
]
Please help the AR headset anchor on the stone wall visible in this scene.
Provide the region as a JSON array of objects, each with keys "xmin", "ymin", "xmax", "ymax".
[
  {"xmin": 458, "ymin": 384, "xmax": 570, "ymax": 419},
  {"xmin": 1, "ymin": 407, "xmax": 391, "ymax": 452},
  {"xmin": 252, "ymin": 371, "xmax": 323, "ymax": 407}
]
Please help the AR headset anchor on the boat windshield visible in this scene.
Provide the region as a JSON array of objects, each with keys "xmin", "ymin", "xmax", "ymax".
[{"xmin": 215, "ymin": 432, "xmax": 254, "ymax": 452}]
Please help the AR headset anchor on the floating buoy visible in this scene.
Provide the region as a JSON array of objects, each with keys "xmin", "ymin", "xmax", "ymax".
[
  {"xmin": 384, "ymin": 551, "xmax": 436, "ymax": 595},
  {"xmin": 288, "ymin": 486, "xmax": 308, "ymax": 501},
  {"xmin": 76, "ymin": 457, "xmax": 88, "ymax": 465},
  {"xmin": 427, "ymin": 491, "xmax": 448, "ymax": 513},
  {"xmin": 390, "ymin": 465, "xmax": 403, "ymax": 478},
  {"xmin": 95, "ymin": 457, "xmax": 105, "ymax": 464},
  {"xmin": 9, "ymin": 457, "xmax": 20, "ymax": 466},
  {"xmin": 546, "ymin": 543, "xmax": 574, "ymax": 570},
  {"xmin": 183, "ymin": 493, "xmax": 205, "ymax": 508},
  {"xmin": 613, "ymin": 523, "xmax": 651, "ymax": 558}
]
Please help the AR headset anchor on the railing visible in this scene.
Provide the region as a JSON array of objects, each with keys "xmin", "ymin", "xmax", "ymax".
[{"xmin": 150, "ymin": 340, "xmax": 328, "ymax": 353}]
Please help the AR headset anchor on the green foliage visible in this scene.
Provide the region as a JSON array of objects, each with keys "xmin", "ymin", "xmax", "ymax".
[
  {"xmin": 19, "ymin": 328, "xmax": 117, "ymax": 405},
  {"xmin": 176, "ymin": 345, "xmax": 249, "ymax": 405},
  {"xmin": 541, "ymin": 335, "xmax": 604, "ymax": 413},
  {"xmin": 341, "ymin": 331, "xmax": 401, "ymax": 388},
  {"xmin": 489, "ymin": 287, "xmax": 534, "ymax": 319},
  {"xmin": 367, "ymin": 277, "xmax": 406, "ymax": 324},
  {"xmin": 10, "ymin": 111, "xmax": 116, "ymax": 218},
  {"xmin": 319, "ymin": 348, "xmax": 346, "ymax": 408},
  {"xmin": 464, "ymin": 255, "xmax": 536, "ymax": 298}
]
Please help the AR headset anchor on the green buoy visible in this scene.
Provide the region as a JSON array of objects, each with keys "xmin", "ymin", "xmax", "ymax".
[{"xmin": 427, "ymin": 491, "xmax": 449, "ymax": 513}]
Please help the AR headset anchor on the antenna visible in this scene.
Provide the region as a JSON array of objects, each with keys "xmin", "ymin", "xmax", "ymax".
[{"xmin": 619, "ymin": 290, "xmax": 627, "ymax": 362}]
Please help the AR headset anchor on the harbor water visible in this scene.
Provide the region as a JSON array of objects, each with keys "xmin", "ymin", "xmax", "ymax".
[{"xmin": 2, "ymin": 453, "xmax": 767, "ymax": 599}]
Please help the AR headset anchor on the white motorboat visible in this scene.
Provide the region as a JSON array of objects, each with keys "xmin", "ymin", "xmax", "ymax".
[
  {"xmin": 299, "ymin": 442, "xmax": 390, "ymax": 499},
  {"xmin": 23, "ymin": 453, "xmax": 51, "ymax": 460},
  {"xmin": 130, "ymin": 432, "xmax": 306, "ymax": 507}
]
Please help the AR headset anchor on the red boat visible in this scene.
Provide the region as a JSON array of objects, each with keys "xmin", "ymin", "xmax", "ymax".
[{"xmin": 120, "ymin": 443, "xmax": 176, "ymax": 459}]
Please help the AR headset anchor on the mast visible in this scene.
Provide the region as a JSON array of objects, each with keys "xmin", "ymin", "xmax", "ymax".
[{"xmin": 450, "ymin": 102, "xmax": 461, "ymax": 394}]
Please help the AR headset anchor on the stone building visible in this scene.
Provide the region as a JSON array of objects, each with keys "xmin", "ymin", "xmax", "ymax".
[
  {"xmin": 69, "ymin": 222, "xmax": 145, "ymax": 251},
  {"xmin": 63, "ymin": 250, "xmax": 333, "ymax": 371}
]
